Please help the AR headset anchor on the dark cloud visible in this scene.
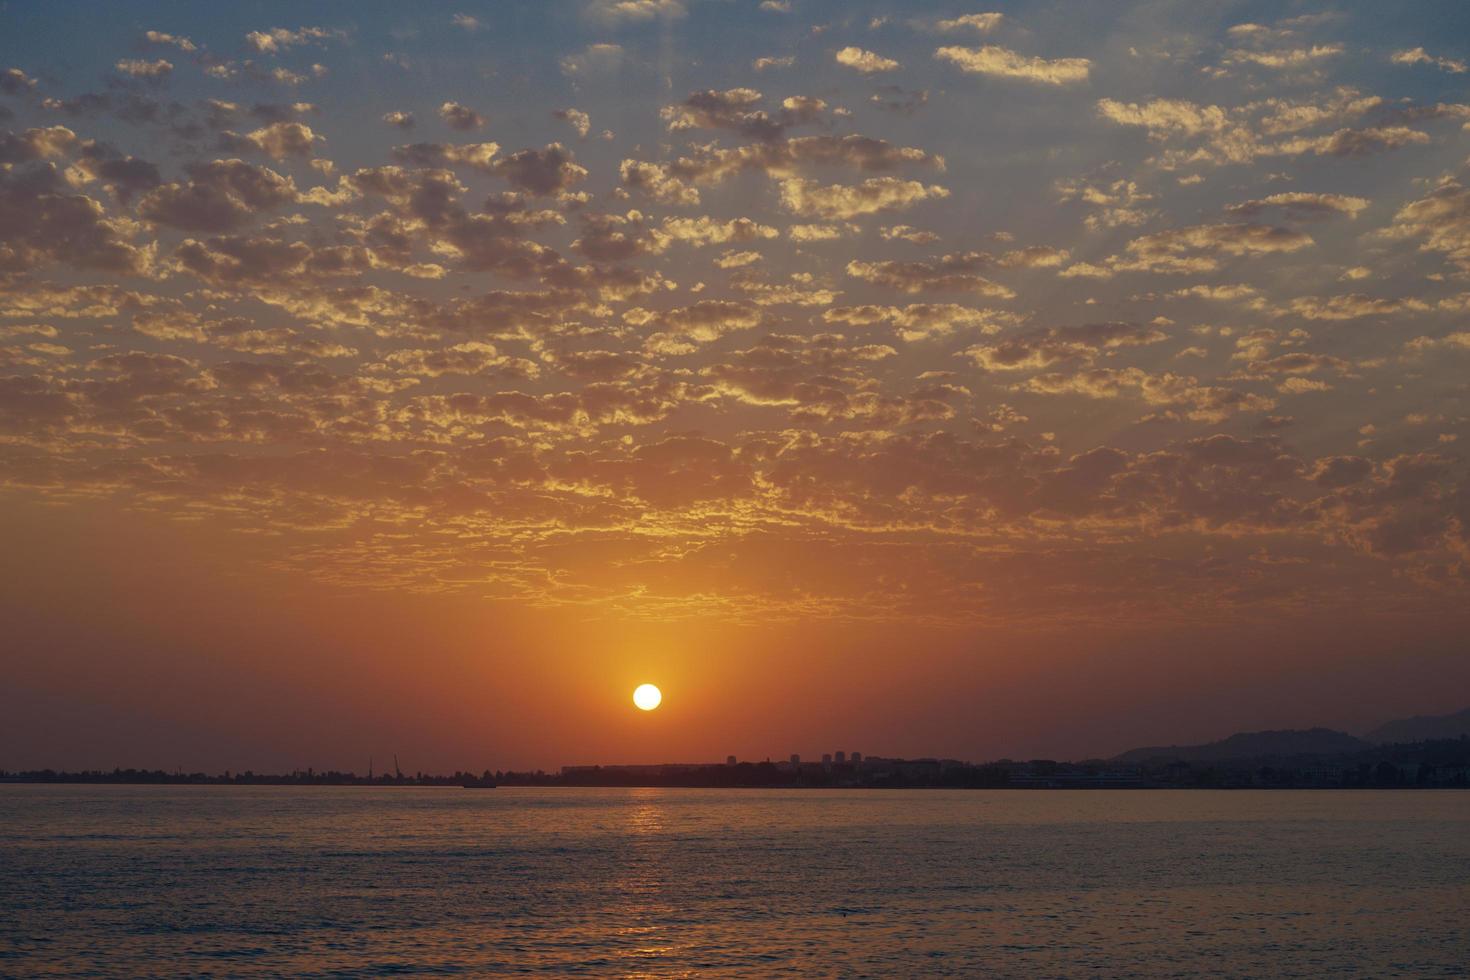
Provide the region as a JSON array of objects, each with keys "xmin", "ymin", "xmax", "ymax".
[
  {"xmin": 491, "ymin": 143, "xmax": 587, "ymax": 195},
  {"xmin": 139, "ymin": 159, "xmax": 297, "ymax": 232},
  {"xmin": 660, "ymin": 88, "xmax": 826, "ymax": 142},
  {"xmin": 870, "ymin": 86, "xmax": 929, "ymax": 113},
  {"xmin": 0, "ymin": 163, "xmax": 151, "ymax": 275},
  {"xmin": 72, "ymin": 141, "xmax": 163, "ymax": 202}
]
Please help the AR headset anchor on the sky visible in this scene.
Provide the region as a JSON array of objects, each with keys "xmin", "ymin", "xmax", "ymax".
[{"xmin": 4, "ymin": 0, "xmax": 1470, "ymax": 773}]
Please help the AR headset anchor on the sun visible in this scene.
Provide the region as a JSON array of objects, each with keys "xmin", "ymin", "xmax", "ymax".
[{"xmin": 633, "ymin": 683, "xmax": 662, "ymax": 711}]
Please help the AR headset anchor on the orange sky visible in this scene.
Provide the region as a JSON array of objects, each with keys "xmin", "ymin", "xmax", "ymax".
[{"xmin": 6, "ymin": 496, "xmax": 1468, "ymax": 770}]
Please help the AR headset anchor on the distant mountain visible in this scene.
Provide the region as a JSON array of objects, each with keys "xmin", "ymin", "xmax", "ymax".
[
  {"xmin": 1114, "ymin": 728, "xmax": 1369, "ymax": 765},
  {"xmin": 1365, "ymin": 707, "xmax": 1470, "ymax": 744}
]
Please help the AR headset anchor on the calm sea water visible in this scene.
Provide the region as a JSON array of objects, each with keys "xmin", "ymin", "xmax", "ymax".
[{"xmin": 1, "ymin": 787, "xmax": 1467, "ymax": 978}]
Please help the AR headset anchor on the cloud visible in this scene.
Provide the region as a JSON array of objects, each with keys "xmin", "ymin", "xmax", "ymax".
[
  {"xmin": 114, "ymin": 59, "xmax": 173, "ymax": 80},
  {"xmin": 244, "ymin": 26, "xmax": 344, "ymax": 54},
  {"xmin": 935, "ymin": 45, "xmax": 1090, "ymax": 84},
  {"xmin": 700, "ymin": 333, "xmax": 912, "ymax": 422},
  {"xmin": 382, "ymin": 110, "xmax": 415, "ymax": 129},
  {"xmin": 1406, "ymin": 332, "xmax": 1470, "ymax": 353},
  {"xmin": 0, "ymin": 163, "xmax": 152, "ymax": 275},
  {"xmin": 619, "ymin": 160, "xmax": 701, "ymax": 205},
  {"xmin": 825, "ymin": 303, "xmax": 1020, "ymax": 341},
  {"xmin": 626, "ymin": 300, "xmax": 761, "ymax": 345},
  {"xmin": 643, "ymin": 135, "xmax": 943, "ymax": 193},
  {"xmin": 132, "ymin": 310, "xmax": 357, "ymax": 358},
  {"xmin": 1056, "ymin": 176, "xmax": 1156, "ymax": 229},
  {"xmin": 220, "ymin": 121, "xmax": 322, "ymax": 159},
  {"xmin": 265, "ymin": 64, "xmax": 330, "ymax": 87},
  {"xmin": 572, "ymin": 211, "xmax": 663, "ymax": 261},
  {"xmin": 491, "ymin": 143, "xmax": 588, "ymax": 195},
  {"xmin": 1274, "ymin": 125, "xmax": 1429, "ymax": 157},
  {"xmin": 835, "ymin": 47, "xmax": 900, "ymax": 73},
  {"xmin": 779, "ymin": 177, "xmax": 949, "ymax": 219},
  {"xmin": 881, "ymin": 224, "xmax": 939, "ymax": 244},
  {"xmin": 554, "ymin": 108, "xmax": 591, "ymax": 138},
  {"xmin": 1022, "ymin": 367, "xmax": 1274, "ymax": 423},
  {"xmin": 391, "ymin": 141, "xmax": 501, "ymax": 171},
  {"xmin": 560, "ymin": 43, "xmax": 625, "ymax": 76},
  {"xmin": 0, "ymin": 125, "xmax": 77, "ymax": 162},
  {"xmin": 1095, "ymin": 90, "xmax": 1409, "ymax": 168},
  {"xmin": 171, "ymin": 235, "xmax": 345, "ymax": 286},
  {"xmin": 753, "ymin": 56, "xmax": 794, "ymax": 71},
  {"xmin": 846, "ymin": 253, "xmax": 1015, "ymax": 297},
  {"xmin": 451, "ymin": 13, "xmax": 481, "ymax": 32},
  {"xmin": 439, "ymin": 101, "xmax": 485, "ymax": 131},
  {"xmin": 659, "ymin": 215, "xmax": 778, "ymax": 247},
  {"xmin": 935, "ymin": 13, "xmax": 1004, "ymax": 34},
  {"xmin": 786, "ymin": 223, "xmax": 848, "ymax": 241},
  {"xmin": 1223, "ymin": 45, "xmax": 1343, "ymax": 69},
  {"xmin": 382, "ymin": 341, "xmax": 537, "ymax": 379},
  {"xmin": 1311, "ymin": 455, "xmax": 1374, "ymax": 488},
  {"xmin": 1287, "ymin": 294, "xmax": 1431, "ymax": 320},
  {"xmin": 0, "ymin": 68, "xmax": 36, "ymax": 95},
  {"xmin": 67, "ymin": 140, "xmax": 163, "ymax": 203},
  {"xmin": 585, "ymin": 0, "xmax": 686, "ymax": 24},
  {"xmin": 139, "ymin": 159, "xmax": 300, "ymax": 232},
  {"xmin": 1097, "ymin": 97, "xmax": 1228, "ymax": 137},
  {"xmin": 661, "ymin": 88, "xmax": 827, "ymax": 142},
  {"xmin": 1225, "ymin": 192, "xmax": 1369, "ymax": 220},
  {"xmin": 730, "ymin": 277, "xmax": 839, "ymax": 307},
  {"xmin": 1377, "ymin": 179, "xmax": 1470, "ymax": 269},
  {"xmin": 1391, "ymin": 47, "xmax": 1468, "ymax": 74},
  {"xmin": 1170, "ymin": 283, "xmax": 1258, "ymax": 302},
  {"xmin": 1072, "ymin": 222, "xmax": 1314, "ymax": 276},
  {"xmin": 962, "ymin": 322, "xmax": 1167, "ymax": 371},
  {"xmin": 1230, "ymin": 350, "xmax": 1353, "ymax": 381},
  {"xmin": 1256, "ymin": 89, "xmax": 1382, "ymax": 135},
  {"xmin": 870, "ymin": 86, "xmax": 929, "ymax": 114}
]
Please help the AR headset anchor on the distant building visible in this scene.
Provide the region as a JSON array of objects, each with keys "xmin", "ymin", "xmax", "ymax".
[
  {"xmin": 789, "ymin": 754, "xmax": 800, "ymax": 766},
  {"xmin": 1301, "ymin": 765, "xmax": 1344, "ymax": 787},
  {"xmin": 726, "ymin": 755, "xmax": 737, "ymax": 766},
  {"xmin": 834, "ymin": 751, "xmax": 846, "ymax": 764},
  {"xmin": 851, "ymin": 752, "xmax": 862, "ymax": 765},
  {"xmin": 822, "ymin": 753, "xmax": 833, "ymax": 769}
]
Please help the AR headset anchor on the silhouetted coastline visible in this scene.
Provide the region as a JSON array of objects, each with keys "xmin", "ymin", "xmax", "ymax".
[
  {"xmin": 0, "ymin": 769, "xmax": 498, "ymax": 788},
  {"xmin": 5, "ymin": 734, "xmax": 1467, "ymax": 789}
]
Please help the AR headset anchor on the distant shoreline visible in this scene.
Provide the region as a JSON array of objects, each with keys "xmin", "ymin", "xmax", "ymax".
[
  {"xmin": 6, "ymin": 735, "xmax": 1468, "ymax": 791},
  {"xmin": 3, "ymin": 770, "xmax": 1466, "ymax": 791},
  {"xmin": 1, "ymin": 779, "xmax": 1465, "ymax": 791}
]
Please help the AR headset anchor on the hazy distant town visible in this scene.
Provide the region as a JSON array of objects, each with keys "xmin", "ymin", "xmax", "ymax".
[{"xmin": 6, "ymin": 709, "xmax": 1469, "ymax": 790}]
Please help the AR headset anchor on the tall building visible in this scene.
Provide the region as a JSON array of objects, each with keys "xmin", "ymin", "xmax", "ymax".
[
  {"xmin": 851, "ymin": 752, "xmax": 863, "ymax": 765},
  {"xmin": 789, "ymin": 754, "xmax": 800, "ymax": 766},
  {"xmin": 835, "ymin": 751, "xmax": 846, "ymax": 764},
  {"xmin": 726, "ymin": 755, "xmax": 737, "ymax": 766}
]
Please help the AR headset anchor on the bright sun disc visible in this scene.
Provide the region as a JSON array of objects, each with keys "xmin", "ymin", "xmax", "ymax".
[{"xmin": 633, "ymin": 684, "xmax": 662, "ymax": 711}]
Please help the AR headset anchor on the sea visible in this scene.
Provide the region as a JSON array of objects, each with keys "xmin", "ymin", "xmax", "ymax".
[{"xmin": 1, "ymin": 786, "xmax": 1467, "ymax": 977}]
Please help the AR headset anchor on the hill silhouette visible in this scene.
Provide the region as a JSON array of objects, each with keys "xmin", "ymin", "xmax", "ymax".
[
  {"xmin": 1366, "ymin": 707, "xmax": 1470, "ymax": 744},
  {"xmin": 1113, "ymin": 727, "xmax": 1368, "ymax": 765}
]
